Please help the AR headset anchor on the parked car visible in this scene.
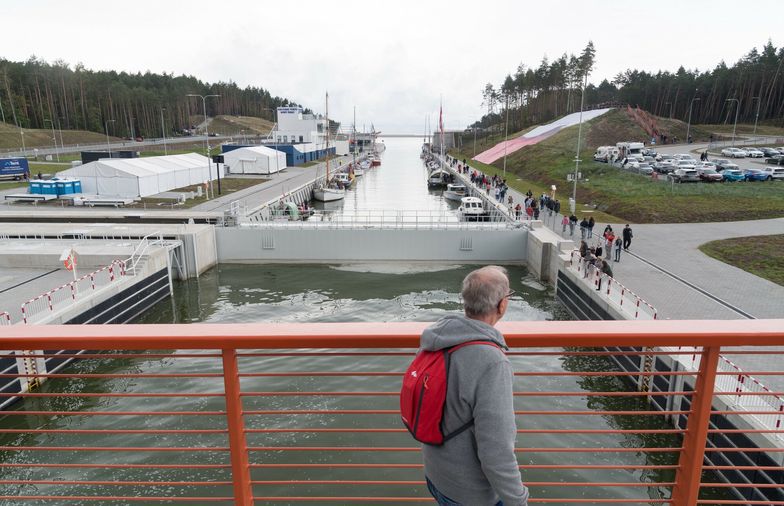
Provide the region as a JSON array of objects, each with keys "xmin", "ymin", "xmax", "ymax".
[
  {"xmin": 675, "ymin": 159, "xmax": 697, "ymax": 170},
  {"xmin": 766, "ymin": 155, "xmax": 784, "ymax": 166},
  {"xmin": 760, "ymin": 147, "xmax": 780, "ymax": 157},
  {"xmin": 721, "ymin": 147, "xmax": 747, "ymax": 158},
  {"xmin": 745, "ymin": 148, "xmax": 764, "ymax": 158},
  {"xmin": 656, "ymin": 154, "xmax": 675, "ymax": 162},
  {"xmin": 721, "ymin": 169, "xmax": 745, "ymax": 182},
  {"xmin": 642, "ymin": 148, "xmax": 658, "ymax": 158},
  {"xmin": 713, "ymin": 158, "xmax": 732, "ymax": 168},
  {"xmin": 673, "ymin": 154, "xmax": 696, "ymax": 161},
  {"xmin": 653, "ymin": 161, "xmax": 675, "ymax": 174},
  {"xmin": 744, "ymin": 168, "xmax": 768, "ymax": 181},
  {"xmin": 669, "ymin": 168, "xmax": 700, "ymax": 183},
  {"xmin": 760, "ymin": 167, "xmax": 784, "ymax": 181},
  {"xmin": 716, "ymin": 162, "xmax": 741, "ymax": 172},
  {"xmin": 635, "ymin": 163, "xmax": 654, "ymax": 175},
  {"xmin": 695, "ymin": 162, "xmax": 717, "ymax": 171},
  {"xmin": 697, "ymin": 168, "xmax": 723, "ymax": 182}
]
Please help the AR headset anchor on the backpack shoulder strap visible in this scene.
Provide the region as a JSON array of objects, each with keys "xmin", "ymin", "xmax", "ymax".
[{"xmin": 447, "ymin": 340, "xmax": 501, "ymax": 355}]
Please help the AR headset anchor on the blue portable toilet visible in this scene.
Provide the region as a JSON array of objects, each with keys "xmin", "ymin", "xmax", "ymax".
[
  {"xmin": 29, "ymin": 180, "xmax": 43, "ymax": 194},
  {"xmin": 40, "ymin": 180, "xmax": 57, "ymax": 195},
  {"xmin": 72, "ymin": 179, "xmax": 82, "ymax": 193},
  {"xmin": 55, "ymin": 180, "xmax": 71, "ymax": 195}
]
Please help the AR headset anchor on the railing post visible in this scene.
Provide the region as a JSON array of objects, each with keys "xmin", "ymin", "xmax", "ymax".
[
  {"xmin": 671, "ymin": 345, "xmax": 721, "ymax": 506},
  {"xmin": 221, "ymin": 349, "xmax": 253, "ymax": 505}
]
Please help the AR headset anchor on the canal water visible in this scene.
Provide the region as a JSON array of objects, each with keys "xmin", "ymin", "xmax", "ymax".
[{"xmin": 0, "ymin": 138, "xmax": 731, "ymax": 503}]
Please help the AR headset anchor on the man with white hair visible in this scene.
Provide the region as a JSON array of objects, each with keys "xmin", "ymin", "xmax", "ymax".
[{"xmin": 420, "ymin": 266, "xmax": 529, "ymax": 505}]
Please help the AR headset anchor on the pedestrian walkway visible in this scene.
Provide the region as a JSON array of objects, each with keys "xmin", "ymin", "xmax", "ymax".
[{"xmin": 190, "ymin": 155, "xmax": 353, "ymax": 213}]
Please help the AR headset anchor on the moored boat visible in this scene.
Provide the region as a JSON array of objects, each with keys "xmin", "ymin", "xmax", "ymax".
[
  {"xmin": 458, "ymin": 196, "xmax": 487, "ymax": 221},
  {"xmin": 443, "ymin": 183, "xmax": 467, "ymax": 202},
  {"xmin": 427, "ymin": 168, "xmax": 452, "ymax": 188}
]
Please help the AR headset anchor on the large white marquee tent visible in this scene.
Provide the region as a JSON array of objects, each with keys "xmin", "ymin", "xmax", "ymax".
[
  {"xmin": 55, "ymin": 153, "xmax": 223, "ymax": 198},
  {"xmin": 222, "ymin": 146, "xmax": 287, "ymax": 175}
]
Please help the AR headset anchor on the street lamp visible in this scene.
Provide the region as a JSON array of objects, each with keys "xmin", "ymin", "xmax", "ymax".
[
  {"xmin": 685, "ymin": 93, "xmax": 700, "ymax": 145},
  {"xmin": 43, "ymin": 119, "xmax": 59, "ymax": 162},
  {"xmin": 502, "ymin": 94, "xmax": 510, "ymax": 177},
  {"xmin": 105, "ymin": 119, "xmax": 116, "ymax": 155},
  {"xmin": 160, "ymin": 108, "xmax": 168, "ymax": 155},
  {"xmin": 186, "ymin": 94, "xmax": 221, "ymax": 198},
  {"xmin": 751, "ymin": 97, "xmax": 761, "ymax": 139},
  {"xmin": 571, "ymin": 71, "xmax": 589, "ymax": 216},
  {"xmin": 726, "ymin": 98, "xmax": 740, "ymax": 147},
  {"xmin": 263, "ymin": 107, "xmax": 280, "ymax": 176}
]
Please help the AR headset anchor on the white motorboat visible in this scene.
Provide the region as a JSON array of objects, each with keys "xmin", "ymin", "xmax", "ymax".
[
  {"xmin": 443, "ymin": 183, "xmax": 467, "ymax": 202},
  {"xmin": 427, "ymin": 168, "xmax": 451, "ymax": 188},
  {"xmin": 458, "ymin": 196, "xmax": 487, "ymax": 221},
  {"xmin": 334, "ymin": 172, "xmax": 355, "ymax": 188},
  {"xmin": 353, "ymin": 167, "xmax": 364, "ymax": 177},
  {"xmin": 359, "ymin": 160, "xmax": 371, "ymax": 171}
]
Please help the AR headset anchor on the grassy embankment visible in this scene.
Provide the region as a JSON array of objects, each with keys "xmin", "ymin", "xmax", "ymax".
[
  {"xmin": 699, "ymin": 235, "xmax": 784, "ymax": 287},
  {"xmin": 451, "ymin": 109, "xmax": 784, "ymax": 223}
]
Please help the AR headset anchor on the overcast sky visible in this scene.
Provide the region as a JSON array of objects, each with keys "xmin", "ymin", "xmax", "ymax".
[{"xmin": 4, "ymin": 0, "xmax": 780, "ymax": 133}]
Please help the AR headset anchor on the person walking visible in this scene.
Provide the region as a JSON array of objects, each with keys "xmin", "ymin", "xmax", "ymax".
[
  {"xmin": 420, "ymin": 266, "xmax": 530, "ymax": 506},
  {"xmin": 569, "ymin": 214, "xmax": 578, "ymax": 237},
  {"xmin": 579, "ymin": 217, "xmax": 589, "ymax": 240},
  {"xmin": 561, "ymin": 215, "xmax": 569, "ymax": 234},
  {"xmin": 622, "ymin": 224, "xmax": 633, "ymax": 250},
  {"xmin": 614, "ymin": 236, "xmax": 622, "ymax": 262},
  {"xmin": 587, "ymin": 217, "xmax": 595, "ymax": 239}
]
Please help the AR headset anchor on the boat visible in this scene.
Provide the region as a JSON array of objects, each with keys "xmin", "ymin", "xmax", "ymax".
[
  {"xmin": 359, "ymin": 159, "xmax": 372, "ymax": 171},
  {"xmin": 443, "ymin": 183, "xmax": 467, "ymax": 202},
  {"xmin": 458, "ymin": 196, "xmax": 487, "ymax": 221},
  {"xmin": 334, "ymin": 172, "xmax": 355, "ymax": 188},
  {"xmin": 313, "ymin": 92, "xmax": 346, "ymax": 203},
  {"xmin": 353, "ymin": 166, "xmax": 364, "ymax": 177},
  {"xmin": 427, "ymin": 168, "xmax": 452, "ymax": 188},
  {"xmin": 272, "ymin": 201, "xmax": 314, "ymax": 221},
  {"xmin": 369, "ymin": 153, "xmax": 381, "ymax": 167}
]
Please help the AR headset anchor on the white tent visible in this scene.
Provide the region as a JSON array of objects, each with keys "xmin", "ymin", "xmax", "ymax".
[
  {"xmin": 222, "ymin": 146, "xmax": 287, "ymax": 175},
  {"xmin": 55, "ymin": 153, "xmax": 223, "ymax": 198}
]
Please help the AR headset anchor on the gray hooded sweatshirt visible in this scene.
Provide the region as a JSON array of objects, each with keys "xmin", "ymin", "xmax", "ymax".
[{"xmin": 420, "ymin": 314, "xmax": 529, "ymax": 506}]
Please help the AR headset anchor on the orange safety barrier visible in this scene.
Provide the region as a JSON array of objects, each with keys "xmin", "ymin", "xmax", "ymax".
[{"xmin": 0, "ymin": 320, "xmax": 783, "ymax": 504}]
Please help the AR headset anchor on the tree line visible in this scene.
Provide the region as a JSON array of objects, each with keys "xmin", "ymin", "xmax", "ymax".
[
  {"xmin": 477, "ymin": 40, "xmax": 784, "ymax": 132},
  {"xmin": 0, "ymin": 56, "xmax": 305, "ymax": 138}
]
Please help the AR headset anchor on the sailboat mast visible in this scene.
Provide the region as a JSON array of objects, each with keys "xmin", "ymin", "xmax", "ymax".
[{"xmin": 325, "ymin": 92, "xmax": 329, "ymax": 180}]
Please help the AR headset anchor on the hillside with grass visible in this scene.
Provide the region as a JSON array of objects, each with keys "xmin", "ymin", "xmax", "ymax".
[
  {"xmin": 452, "ymin": 109, "xmax": 784, "ymax": 224},
  {"xmin": 0, "ymin": 121, "xmax": 122, "ymax": 150}
]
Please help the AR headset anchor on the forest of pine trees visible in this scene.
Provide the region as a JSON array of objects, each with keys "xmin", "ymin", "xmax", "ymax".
[
  {"xmin": 478, "ymin": 40, "xmax": 784, "ymax": 132},
  {"xmin": 0, "ymin": 56, "xmax": 303, "ymax": 138}
]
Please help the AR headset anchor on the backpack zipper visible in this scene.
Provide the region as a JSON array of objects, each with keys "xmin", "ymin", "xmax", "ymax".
[{"xmin": 412, "ymin": 373, "xmax": 428, "ymax": 436}]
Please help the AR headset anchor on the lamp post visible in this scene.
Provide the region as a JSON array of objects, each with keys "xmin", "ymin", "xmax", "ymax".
[
  {"xmin": 502, "ymin": 94, "xmax": 510, "ymax": 177},
  {"xmin": 43, "ymin": 119, "xmax": 59, "ymax": 162},
  {"xmin": 571, "ymin": 71, "xmax": 589, "ymax": 215},
  {"xmin": 57, "ymin": 118, "xmax": 65, "ymax": 154},
  {"xmin": 685, "ymin": 94, "xmax": 700, "ymax": 145},
  {"xmin": 186, "ymin": 94, "xmax": 221, "ymax": 198},
  {"xmin": 751, "ymin": 97, "xmax": 761, "ymax": 139},
  {"xmin": 726, "ymin": 98, "xmax": 740, "ymax": 147},
  {"xmin": 105, "ymin": 119, "xmax": 116, "ymax": 155},
  {"xmin": 264, "ymin": 107, "xmax": 280, "ymax": 176},
  {"xmin": 473, "ymin": 126, "xmax": 477, "ymax": 157},
  {"xmin": 160, "ymin": 108, "xmax": 168, "ymax": 155}
]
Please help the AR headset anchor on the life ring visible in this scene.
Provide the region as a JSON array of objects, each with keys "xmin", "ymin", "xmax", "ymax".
[{"xmin": 64, "ymin": 256, "xmax": 75, "ymax": 271}]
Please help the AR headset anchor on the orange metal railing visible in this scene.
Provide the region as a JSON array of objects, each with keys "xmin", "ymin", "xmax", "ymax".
[{"xmin": 0, "ymin": 320, "xmax": 783, "ymax": 504}]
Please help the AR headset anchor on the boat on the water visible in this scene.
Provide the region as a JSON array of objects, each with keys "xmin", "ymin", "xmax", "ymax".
[
  {"xmin": 334, "ymin": 172, "xmax": 355, "ymax": 188},
  {"xmin": 427, "ymin": 168, "xmax": 452, "ymax": 188},
  {"xmin": 313, "ymin": 92, "xmax": 346, "ymax": 203},
  {"xmin": 458, "ymin": 196, "xmax": 487, "ymax": 221},
  {"xmin": 443, "ymin": 183, "xmax": 467, "ymax": 202},
  {"xmin": 359, "ymin": 159, "xmax": 372, "ymax": 171}
]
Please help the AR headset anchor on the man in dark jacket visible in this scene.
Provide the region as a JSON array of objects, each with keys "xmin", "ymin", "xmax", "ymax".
[
  {"xmin": 622, "ymin": 224, "xmax": 634, "ymax": 250},
  {"xmin": 421, "ymin": 266, "xmax": 529, "ymax": 506}
]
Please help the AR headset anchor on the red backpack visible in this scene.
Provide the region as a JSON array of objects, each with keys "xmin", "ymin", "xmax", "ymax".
[{"xmin": 400, "ymin": 340, "xmax": 500, "ymax": 445}]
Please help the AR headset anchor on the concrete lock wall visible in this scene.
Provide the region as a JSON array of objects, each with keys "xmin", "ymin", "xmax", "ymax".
[
  {"xmin": 525, "ymin": 222, "xmax": 574, "ymax": 283},
  {"xmin": 215, "ymin": 227, "xmax": 528, "ymax": 264}
]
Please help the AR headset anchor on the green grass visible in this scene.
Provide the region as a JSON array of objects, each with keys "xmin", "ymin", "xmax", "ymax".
[
  {"xmin": 699, "ymin": 235, "xmax": 784, "ymax": 287},
  {"xmin": 127, "ymin": 177, "xmax": 269, "ymax": 209},
  {"xmin": 453, "ymin": 109, "xmax": 784, "ymax": 223}
]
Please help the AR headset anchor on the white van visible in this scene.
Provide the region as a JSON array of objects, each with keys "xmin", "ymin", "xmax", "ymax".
[{"xmin": 593, "ymin": 146, "xmax": 613, "ymax": 162}]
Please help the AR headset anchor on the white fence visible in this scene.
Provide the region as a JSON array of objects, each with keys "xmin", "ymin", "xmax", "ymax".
[
  {"xmin": 253, "ymin": 208, "xmax": 520, "ymax": 231},
  {"xmin": 568, "ymin": 250, "xmax": 657, "ymax": 320},
  {"xmin": 19, "ymin": 260, "xmax": 126, "ymax": 324}
]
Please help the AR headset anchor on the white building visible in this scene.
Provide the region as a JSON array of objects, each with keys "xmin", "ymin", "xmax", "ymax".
[
  {"xmin": 274, "ymin": 106, "xmax": 328, "ymax": 145},
  {"xmin": 55, "ymin": 153, "xmax": 223, "ymax": 198},
  {"xmin": 222, "ymin": 146, "xmax": 287, "ymax": 175}
]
